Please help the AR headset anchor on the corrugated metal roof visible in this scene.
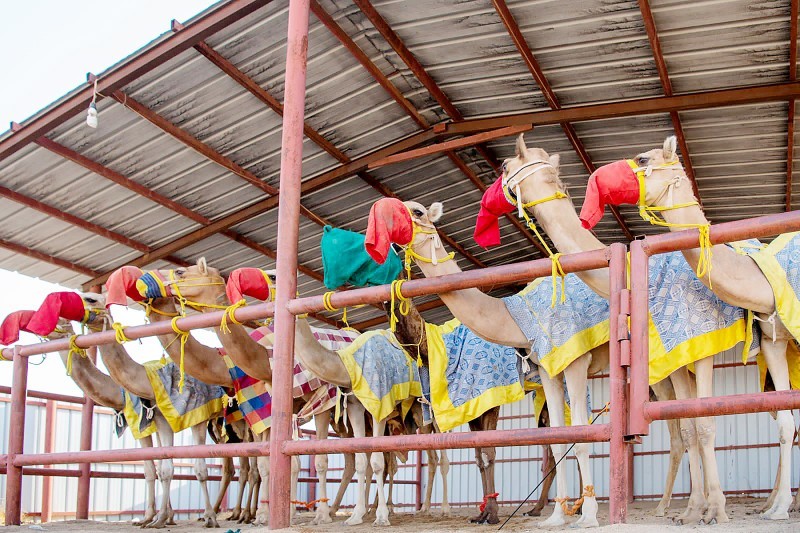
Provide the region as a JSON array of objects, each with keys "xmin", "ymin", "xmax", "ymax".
[{"xmin": 0, "ymin": 0, "xmax": 797, "ymax": 328}]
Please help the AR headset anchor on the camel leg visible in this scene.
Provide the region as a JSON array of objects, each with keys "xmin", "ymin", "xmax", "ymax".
[
  {"xmin": 564, "ymin": 355, "xmax": 598, "ymax": 528},
  {"xmin": 370, "ymin": 417, "xmax": 390, "ymax": 526},
  {"xmin": 245, "ymin": 456, "xmax": 260, "ymax": 522},
  {"xmin": 134, "ymin": 435, "xmax": 158, "ymax": 527},
  {"xmin": 468, "ymin": 407, "xmax": 500, "ymax": 525},
  {"xmin": 650, "ymin": 380, "xmax": 684, "ymax": 517},
  {"xmin": 690, "ymin": 356, "xmax": 728, "ymax": 524},
  {"xmin": 669, "ymin": 368, "xmax": 707, "ymax": 525},
  {"xmin": 290, "ymin": 454, "xmax": 300, "ymax": 523},
  {"xmin": 235, "ymin": 455, "xmax": 251, "ymax": 522},
  {"xmin": 439, "ymin": 448, "xmax": 451, "ymax": 516},
  {"xmin": 760, "ymin": 337, "xmax": 792, "ymax": 520},
  {"xmin": 345, "ymin": 401, "xmax": 369, "ymax": 526},
  {"xmin": 255, "ymin": 429, "xmax": 270, "ymax": 526},
  {"xmin": 525, "ymin": 442, "xmax": 555, "ymax": 517},
  {"xmin": 311, "ymin": 409, "xmax": 334, "ymax": 524},
  {"xmin": 331, "ymin": 452, "xmax": 355, "ymax": 517},
  {"xmin": 420, "ymin": 448, "xmax": 438, "ymax": 515},
  {"xmin": 146, "ymin": 417, "xmax": 174, "ymax": 529},
  {"xmin": 538, "ymin": 370, "xmax": 569, "ymax": 527},
  {"xmin": 214, "ymin": 457, "xmax": 235, "ymax": 518},
  {"xmin": 190, "ymin": 424, "xmax": 219, "ymax": 528},
  {"xmin": 386, "ymin": 453, "xmax": 398, "ymax": 516}
]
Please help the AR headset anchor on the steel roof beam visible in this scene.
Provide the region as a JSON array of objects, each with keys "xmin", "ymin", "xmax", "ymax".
[
  {"xmin": 318, "ymin": 0, "xmax": 546, "ymax": 255},
  {"xmin": 0, "ymin": 238, "xmax": 100, "ymax": 278},
  {"xmin": 787, "ymin": 0, "xmax": 798, "ymax": 211},
  {"xmin": 493, "ymin": 0, "xmax": 633, "ymax": 241},
  {"xmin": 174, "ymin": 25, "xmax": 485, "ymax": 269},
  {"xmin": 0, "ymin": 0, "xmax": 272, "ymax": 162},
  {"xmin": 639, "ymin": 0, "xmax": 702, "ymax": 204}
]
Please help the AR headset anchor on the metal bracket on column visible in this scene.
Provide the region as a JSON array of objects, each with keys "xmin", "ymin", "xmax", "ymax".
[{"xmin": 617, "ymin": 288, "xmax": 631, "ymax": 367}]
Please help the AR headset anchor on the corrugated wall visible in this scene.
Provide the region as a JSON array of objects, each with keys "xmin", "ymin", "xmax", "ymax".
[{"xmin": 3, "ymin": 350, "xmax": 799, "ymax": 521}]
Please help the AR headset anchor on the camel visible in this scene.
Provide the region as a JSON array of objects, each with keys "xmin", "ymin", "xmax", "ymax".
[
  {"xmin": 136, "ymin": 261, "xmax": 356, "ymax": 527},
  {"xmin": 87, "ymin": 297, "xmax": 221, "ymax": 528},
  {"xmin": 106, "ymin": 268, "xmax": 259, "ymax": 524},
  {"xmin": 579, "ymin": 135, "xmax": 800, "ymax": 519},
  {"xmin": 0, "ymin": 299, "xmax": 174, "ymax": 528},
  {"xmin": 493, "ymin": 133, "xmax": 768, "ymax": 525}
]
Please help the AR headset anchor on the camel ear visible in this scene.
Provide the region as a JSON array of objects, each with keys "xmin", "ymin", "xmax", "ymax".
[
  {"xmin": 427, "ymin": 202, "xmax": 443, "ymax": 223},
  {"xmin": 663, "ymin": 136, "xmax": 678, "ymax": 161},
  {"xmin": 548, "ymin": 153, "xmax": 560, "ymax": 171},
  {"xmin": 197, "ymin": 257, "xmax": 208, "ymax": 275},
  {"xmin": 515, "ymin": 133, "xmax": 527, "ymax": 158}
]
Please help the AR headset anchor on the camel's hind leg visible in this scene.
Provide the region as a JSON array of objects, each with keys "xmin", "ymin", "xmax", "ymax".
[
  {"xmin": 760, "ymin": 336, "xmax": 792, "ymax": 520},
  {"xmin": 650, "ymin": 380, "xmax": 684, "ymax": 517},
  {"xmin": 254, "ymin": 429, "xmax": 270, "ymax": 526},
  {"xmin": 311, "ymin": 409, "xmax": 334, "ymax": 524},
  {"xmin": 134, "ymin": 435, "xmax": 158, "ymax": 527},
  {"xmin": 145, "ymin": 416, "xmax": 174, "ymax": 529},
  {"xmin": 345, "ymin": 401, "xmax": 370, "ymax": 526},
  {"xmin": 538, "ymin": 369, "xmax": 569, "ymax": 527},
  {"xmin": 190, "ymin": 424, "xmax": 219, "ymax": 528},
  {"xmin": 468, "ymin": 407, "xmax": 500, "ymax": 525},
  {"xmin": 669, "ymin": 368, "xmax": 707, "ymax": 525}
]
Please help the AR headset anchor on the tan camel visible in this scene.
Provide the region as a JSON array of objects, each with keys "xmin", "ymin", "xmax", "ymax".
[
  {"xmin": 141, "ymin": 262, "xmax": 355, "ymax": 527},
  {"xmin": 93, "ymin": 303, "xmax": 220, "ymax": 528},
  {"xmin": 9, "ymin": 300, "xmax": 173, "ymax": 528},
  {"xmin": 367, "ymin": 198, "xmax": 603, "ymax": 527},
  {"xmin": 499, "ymin": 133, "xmax": 748, "ymax": 524},
  {"xmin": 589, "ymin": 135, "xmax": 799, "ymax": 519}
]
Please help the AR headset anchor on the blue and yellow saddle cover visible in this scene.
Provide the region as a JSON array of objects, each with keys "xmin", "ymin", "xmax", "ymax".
[
  {"xmin": 337, "ymin": 330, "xmax": 422, "ymax": 423},
  {"xmin": 115, "ymin": 389, "xmax": 157, "ymax": 439},
  {"xmin": 144, "ymin": 359, "xmax": 226, "ymax": 433}
]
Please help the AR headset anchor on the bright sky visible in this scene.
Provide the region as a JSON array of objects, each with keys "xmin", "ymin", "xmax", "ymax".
[{"xmin": 0, "ymin": 0, "xmax": 220, "ymax": 395}]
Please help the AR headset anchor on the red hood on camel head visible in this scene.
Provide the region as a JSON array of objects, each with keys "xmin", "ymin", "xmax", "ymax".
[{"xmin": 578, "ymin": 160, "xmax": 642, "ymax": 230}]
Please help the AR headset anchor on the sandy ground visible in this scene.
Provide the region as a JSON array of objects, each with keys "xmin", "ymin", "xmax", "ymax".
[{"xmin": 4, "ymin": 499, "xmax": 800, "ymax": 532}]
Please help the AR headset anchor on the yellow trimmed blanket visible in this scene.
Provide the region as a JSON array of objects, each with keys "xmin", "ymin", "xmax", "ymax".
[
  {"xmin": 115, "ymin": 390, "xmax": 157, "ymax": 440},
  {"xmin": 144, "ymin": 358, "xmax": 225, "ymax": 433},
  {"xmin": 337, "ymin": 330, "xmax": 422, "ymax": 423}
]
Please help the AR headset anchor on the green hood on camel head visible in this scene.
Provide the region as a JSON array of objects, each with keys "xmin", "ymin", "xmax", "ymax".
[{"xmin": 320, "ymin": 225, "xmax": 403, "ymax": 290}]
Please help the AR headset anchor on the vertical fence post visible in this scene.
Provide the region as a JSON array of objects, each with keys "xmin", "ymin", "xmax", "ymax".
[
  {"xmin": 76, "ymin": 286, "xmax": 101, "ymax": 519},
  {"xmin": 628, "ymin": 240, "xmax": 650, "ymax": 437},
  {"xmin": 41, "ymin": 400, "xmax": 58, "ymax": 523},
  {"xmin": 268, "ymin": 0, "xmax": 311, "ymax": 528},
  {"xmin": 5, "ymin": 346, "xmax": 29, "ymax": 525},
  {"xmin": 607, "ymin": 242, "xmax": 628, "ymax": 523}
]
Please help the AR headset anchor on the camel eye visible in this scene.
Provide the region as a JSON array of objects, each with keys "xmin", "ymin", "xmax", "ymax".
[
  {"xmin": 85, "ymin": 297, "xmax": 97, "ymax": 305},
  {"xmin": 175, "ymin": 269, "xmax": 186, "ymax": 277},
  {"xmin": 636, "ymin": 155, "xmax": 649, "ymax": 166},
  {"xmin": 412, "ymin": 208, "xmax": 424, "ymax": 217}
]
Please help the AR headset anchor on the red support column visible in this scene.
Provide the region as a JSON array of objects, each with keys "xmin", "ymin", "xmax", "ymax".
[
  {"xmin": 628, "ymin": 240, "xmax": 651, "ymax": 437},
  {"xmin": 268, "ymin": 0, "xmax": 311, "ymax": 528},
  {"xmin": 41, "ymin": 400, "xmax": 58, "ymax": 523},
  {"xmin": 607, "ymin": 242, "xmax": 628, "ymax": 523},
  {"xmin": 5, "ymin": 346, "xmax": 29, "ymax": 525}
]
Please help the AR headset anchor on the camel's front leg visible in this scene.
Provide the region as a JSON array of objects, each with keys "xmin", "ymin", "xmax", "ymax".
[
  {"xmin": 245, "ymin": 456, "xmax": 260, "ymax": 522},
  {"xmin": 330, "ymin": 452, "xmax": 355, "ymax": 517},
  {"xmin": 691, "ymin": 356, "xmax": 728, "ymax": 524},
  {"xmin": 538, "ymin": 370, "xmax": 568, "ymax": 527},
  {"xmin": 146, "ymin": 417, "xmax": 174, "ymax": 529},
  {"xmin": 190, "ymin": 424, "xmax": 219, "ymax": 528},
  {"xmin": 134, "ymin": 435, "xmax": 158, "ymax": 527},
  {"xmin": 468, "ymin": 407, "xmax": 500, "ymax": 524},
  {"xmin": 669, "ymin": 368, "xmax": 707, "ymax": 525},
  {"xmin": 420, "ymin": 448, "xmax": 438, "ymax": 515},
  {"xmin": 565, "ymin": 355, "xmax": 598, "ymax": 528},
  {"xmin": 649, "ymin": 380, "xmax": 683, "ymax": 517},
  {"xmin": 255, "ymin": 430, "xmax": 270, "ymax": 526},
  {"xmin": 760, "ymin": 337, "xmax": 793, "ymax": 520},
  {"xmin": 525, "ymin": 443, "xmax": 555, "ymax": 517},
  {"xmin": 370, "ymin": 418, "xmax": 390, "ymax": 526},
  {"xmin": 439, "ymin": 448, "xmax": 451, "ymax": 516},
  {"xmin": 235, "ymin": 455, "xmax": 251, "ymax": 522},
  {"xmin": 214, "ymin": 457, "xmax": 235, "ymax": 518},
  {"xmin": 312, "ymin": 409, "xmax": 334, "ymax": 524},
  {"xmin": 345, "ymin": 401, "xmax": 369, "ymax": 526}
]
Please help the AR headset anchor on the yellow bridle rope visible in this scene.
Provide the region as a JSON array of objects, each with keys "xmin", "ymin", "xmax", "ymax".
[
  {"xmin": 165, "ymin": 270, "xmax": 227, "ymax": 315},
  {"xmin": 631, "ymin": 159, "xmax": 713, "ymax": 285},
  {"xmin": 170, "ymin": 316, "xmax": 190, "ymax": 392},
  {"xmin": 66, "ymin": 334, "xmax": 87, "ymax": 376},
  {"xmin": 321, "ymin": 291, "xmax": 362, "ymax": 331},
  {"xmin": 501, "ymin": 161, "xmax": 569, "ymax": 306}
]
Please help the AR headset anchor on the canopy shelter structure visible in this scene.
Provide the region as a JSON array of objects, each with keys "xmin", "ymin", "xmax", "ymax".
[{"xmin": 2, "ymin": 0, "xmax": 799, "ymax": 329}]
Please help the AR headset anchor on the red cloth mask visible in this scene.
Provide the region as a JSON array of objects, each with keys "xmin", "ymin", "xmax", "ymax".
[
  {"xmin": 0, "ymin": 310, "xmax": 36, "ymax": 345},
  {"xmin": 27, "ymin": 292, "xmax": 87, "ymax": 337},
  {"xmin": 226, "ymin": 268, "xmax": 272, "ymax": 303},
  {"xmin": 579, "ymin": 160, "xmax": 640, "ymax": 230},
  {"xmin": 474, "ymin": 177, "xmax": 515, "ymax": 248},
  {"xmin": 106, "ymin": 266, "xmax": 146, "ymax": 308},
  {"xmin": 365, "ymin": 198, "xmax": 413, "ymax": 265}
]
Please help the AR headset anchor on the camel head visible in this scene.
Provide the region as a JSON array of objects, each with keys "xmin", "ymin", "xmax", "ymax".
[
  {"xmin": 577, "ymin": 135, "xmax": 692, "ymax": 230},
  {"xmin": 503, "ymin": 133, "xmax": 563, "ymax": 202},
  {"xmin": 136, "ymin": 258, "xmax": 226, "ymax": 312},
  {"xmin": 365, "ymin": 197, "xmax": 443, "ymax": 264}
]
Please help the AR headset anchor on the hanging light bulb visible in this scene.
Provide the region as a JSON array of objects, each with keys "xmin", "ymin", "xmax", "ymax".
[{"xmin": 86, "ymin": 102, "xmax": 98, "ymax": 128}]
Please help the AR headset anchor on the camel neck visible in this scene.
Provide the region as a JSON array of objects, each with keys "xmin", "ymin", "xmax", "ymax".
[
  {"xmin": 527, "ymin": 195, "xmax": 610, "ymax": 299},
  {"xmin": 57, "ymin": 348, "xmax": 123, "ymax": 410},
  {"xmin": 212, "ymin": 319, "xmax": 272, "ymax": 382},
  {"xmin": 96, "ymin": 336, "xmax": 154, "ymax": 400}
]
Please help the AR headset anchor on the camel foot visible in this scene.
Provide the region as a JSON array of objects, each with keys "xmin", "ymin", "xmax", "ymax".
[
  {"xmin": 569, "ymin": 517, "xmax": 600, "ymax": 529},
  {"xmin": 654, "ymin": 501, "xmax": 669, "ymax": 517},
  {"xmin": 762, "ymin": 495, "xmax": 791, "ymax": 520},
  {"xmin": 523, "ymin": 505, "xmax": 544, "ymax": 517},
  {"xmin": 133, "ymin": 515, "xmax": 156, "ymax": 527},
  {"xmin": 254, "ymin": 511, "xmax": 268, "ymax": 527},
  {"xmin": 143, "ymin": 513, "xmax": 169, "ymax": 529},
  {"xmin": 238, "ymin": 509, "xmax": 253, "ymax": 524},
  {"xmin": 468, "ymin": 510, "xmax": 499, "ymax": 524},
  {"xmin": 416, "ymin": 507, "xmax": 430, "ymax": 517},
  {"xmin": 344, "ymin": 515, "xmax": 364, "ymax": 526},
  {"xmin": 540, "ymin": 514, "xmax": 566, "ymax": 527},
  {"xmin": 790, "ymin": 497, "xmax": 800, "ymax": 513},
  {"xmin": 312, "ymin": 509, "xmax": 334, "ymax": 525},
  {"xmin": 673, "ymin": 504, "xmax": 705, "ymax": 525},
  {"xmin": 373, "ymin": 516, "xmax": 391, "ymax": 526},
  {"xmin": 202, "ymin": 513, "xmax": 220, "ymax": 528},
  {"xmin": 229, "ymin": 508, "xmax": 241, "ymax": 521},
  {"xmin": 440, "ymin": 504, "xmax": 452, "ymax": 517},
  {"xmin": 702, "ymin": 505, "xmax": 729, "ymax": 525}
]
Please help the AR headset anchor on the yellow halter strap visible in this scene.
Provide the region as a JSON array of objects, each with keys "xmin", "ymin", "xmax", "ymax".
[
  {"xmin": 389, "ymin": 279, "xmax": 411, "ymax": 334},
  {"xmin": 165, "ymin": 269, "xmax": 227, "ymax": 315},
  {"xmin": 66, "ymin": 334, "xmax": 87, "ymax": 376},
  {"xmin": 632, "ymin": 159, "xmax": 713, "ymax": 284},
  {"xmin": 403, "ymin": 207, "xmax": 455, "ymax": 280},
  {"xmin": 170, "ymin": 316, "xmax": 190, "ymax": 392},
  {"xmin": 501, "ymin": 161, "xmax": 569, "ymax": 307}
]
